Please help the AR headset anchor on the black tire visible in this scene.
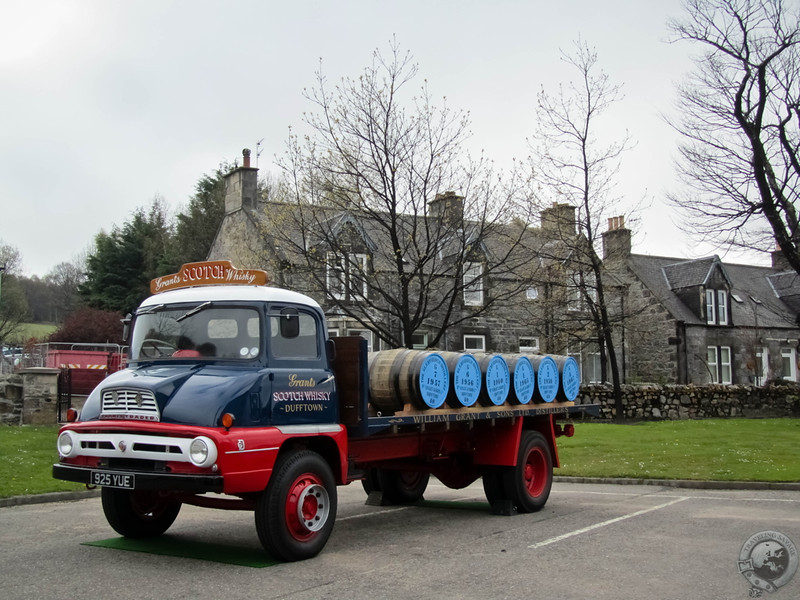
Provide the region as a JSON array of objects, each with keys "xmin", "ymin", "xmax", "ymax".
[
  {"xmin": 255, "ymin": 451, "xmax": 337, "ymax": 562},
  {"xmin": 501, "ymin": 431, "xmax": 553, "ymax": 513},
  {"xmin": 377, "ymin": 469, "xmax": 429, "ymax": 504},
  {"xmin": 361, "ymin": 467, "xmax": 381, "ymax": 495},
  {"xmin": 481, "ymin": 466, "xmax": 507, "ymax": 506},
  {"xmin": 101, "ymin": 488, "xmax": 181, "ymax": 538}
]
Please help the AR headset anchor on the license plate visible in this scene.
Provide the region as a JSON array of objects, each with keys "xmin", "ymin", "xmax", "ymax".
[{"xmin": 90, "ymin": 470, "xmax": 135, "ymax": 489}]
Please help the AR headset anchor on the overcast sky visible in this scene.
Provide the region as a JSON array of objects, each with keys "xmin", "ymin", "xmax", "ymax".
[{"xmin": 0, "ymin": 0, "xmax": 769, "ymax": 277}]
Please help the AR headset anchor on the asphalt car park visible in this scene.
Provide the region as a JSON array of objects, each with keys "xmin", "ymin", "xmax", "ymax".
[{"xmin": 1, "ymin": 480, "xmax": 798, "ymax": 600}]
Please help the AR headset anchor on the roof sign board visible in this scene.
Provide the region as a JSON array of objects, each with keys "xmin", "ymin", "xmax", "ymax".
[{"xmin": 150, "ymin": 260, "xmax": 269, "ymax": 294}]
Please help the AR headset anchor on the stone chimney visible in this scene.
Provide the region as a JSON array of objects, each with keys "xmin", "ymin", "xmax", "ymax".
[
  {"xmin": 540, "ymin": 202, "xmax": 576, "ymax": 237},
  {"xmin": 602, "ymin": 215, "xmax": 631, "ymax": 260},
  {"xmin": 428, "ymin": 191, "xmax": 464, "ymax": 227},
  {"xmin": 772, "ymin": 243, "xmax": 791, "ymax": 271},
  {"xmin": 224, "ymin": 148, "xmax": 259, "ymax": 214}
]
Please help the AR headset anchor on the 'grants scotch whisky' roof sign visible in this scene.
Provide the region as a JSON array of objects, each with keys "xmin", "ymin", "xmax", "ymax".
[{"xmin": 150, "ymin": 260, "xmax": 269, "ymax": 294}]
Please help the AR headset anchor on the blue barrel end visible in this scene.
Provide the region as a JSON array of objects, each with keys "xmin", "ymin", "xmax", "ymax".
[
  {"xmin": 453, "ymin": 354, "xmax": 481, "ymax": 407},
  {"xmin": 560, "ymin": 356, "xmax": 581, "ymax": 402},
  {"xmin": 534, "ymin": 355, "xmax": 559, "ymax": 403},
  {"xmin": 511, "ymin": 356, "xmax": 534, "ymax": 404},
  {"xmin": 485, "ymin": 355, "xmax": 510, "ymax": 406},
  {"xmin": 418, "ymin": 353, "xmax": 450, "ymax": 409}
]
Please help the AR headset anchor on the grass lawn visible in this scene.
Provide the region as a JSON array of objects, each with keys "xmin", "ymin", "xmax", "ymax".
[
  {"xmin": 558, "ymin": 418, "xmax": 800, "ymax": 482},
  {"xmin": 1, "ymin": 418, "xmax": 798, "ymax": 499},
  {"xmin": 5, "ymin": 322, "xmax": 58, "ymax": 346},
  {"xmin": 0, "ymin": 426, "xmax": 85, "ymax": 498}
]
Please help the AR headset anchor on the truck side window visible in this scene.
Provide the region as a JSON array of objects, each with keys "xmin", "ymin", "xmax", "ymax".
[{"xmin": 270, "ymin": 312, "xmax": 319, "ymax": 359}]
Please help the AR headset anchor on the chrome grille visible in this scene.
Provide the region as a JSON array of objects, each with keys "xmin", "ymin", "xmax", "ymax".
[{"xmin": 101, "ymin": 389, "xmax": 160, "ymax": 421}]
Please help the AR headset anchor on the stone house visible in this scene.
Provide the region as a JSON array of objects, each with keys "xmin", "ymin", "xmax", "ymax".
[
  {"xmin": 209, "ymin": 151, "xmax": 800, "ymax": 386},
  {"xmin": 601, "ymin": 219, "xmax": 800, "ymax": 385},
  {"xmin": 208, "ymin": 152, "xmax": 591, "ymax": 361}
]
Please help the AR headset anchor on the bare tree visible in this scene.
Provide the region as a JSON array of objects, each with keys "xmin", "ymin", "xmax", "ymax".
[
  {"xmin": 528, "ymin": 40, "xmax": 632, "ymax": 421},
  {"xmin": 267, "ymin": 41, "xmax": 535, "ymax": 349},
  {"xmin": 668, "ymin": 0, "xmax": 800, "ymax": 271},
  {"xmin": 0, "ymin": 241, "xmax": 28, "ymax": 346}
]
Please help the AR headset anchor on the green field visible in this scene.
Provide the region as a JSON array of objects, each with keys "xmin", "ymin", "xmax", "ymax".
[
  {"xmin": 5, "ymin": 322, "xmax": 58, "ymax": 346},
  {"xmin": 557, "ymin": 418, "xmax": 800, "ymax": 481},
  {"xmin": 1, "ymin": 418, "xmax": 798, "ymax": 499}
]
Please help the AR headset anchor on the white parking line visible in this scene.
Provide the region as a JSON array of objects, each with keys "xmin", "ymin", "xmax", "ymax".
[{"xmin": 529, "ymin": 496, "xmax": 690, "ymax": 550}]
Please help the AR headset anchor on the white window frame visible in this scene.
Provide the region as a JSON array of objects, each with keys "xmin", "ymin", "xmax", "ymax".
[
  {"xmin": 519, "ymin": 336, "xmax": 540, "ymax": 352},
  {"xmin": 463, "ymin": 334, "xmax": 486, "ymax": 353},
  {"xmin": 781, "ymin": 347, "xmax": 797, "ymax": 381},
  {"xmin": 566, "ymin": 271, "xmax": 581, "ymax": 312},
  {"xmin": 327, "ymin": 252, "xmax": 368, "ymax": 301},
  {"xmin": 463, "ymin": 262, "xmax": 484, "ymax": 306},
  {"xmin": 411, "ymin": 331, "xmax": 429, "ymax": 349},
  {"xmin": 755, "ymin": 347, "xmax": 768, "ymax": 385},
  {"xmin": 707, "ymin": 345, "xmax": 732, "ymax": 384},
  {"xmin": 719, "ymin": 346, "xmax": 732, "ymax": 384},
  {"xmin": 350, "ymin": 253, "xmax": 368, "ymax": 299},
  {"xmin": 347, "ymin": 328, "xmax": 373, "ymax": 353},
  {"xmin": 706, "ymin": 289, "xmax": 729, "ymax": 325},
  {"xmin": 587, "ymin": 352, "xmax": 602, "ymax": 384},
  {"xmin": 327, "ymin": 252, "xmax": 346, "ymax": 300},
  {"xmin": 717, "ymin": 290, "xmax": 728, "ymax": 325},
  {"xmin": 706, "ymin": 290, "xmax": 716, "ymax": 324}
]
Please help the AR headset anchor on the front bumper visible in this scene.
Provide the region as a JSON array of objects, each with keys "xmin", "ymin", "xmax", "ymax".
[{"xmin": 52, "ymin": 463, "xmax": 224, "ymax": 493}]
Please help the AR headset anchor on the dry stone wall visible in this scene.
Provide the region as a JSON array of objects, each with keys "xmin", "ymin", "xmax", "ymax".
[{"xmin": 579, "ymin": 382, "xmax": 800, "ymax": 420}]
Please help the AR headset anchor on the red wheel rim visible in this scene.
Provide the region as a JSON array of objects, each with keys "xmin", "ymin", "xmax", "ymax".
[
  {"xmin": 284, "ymin": 472, "xmax": 330, "ymax": 542},
  {"xmin": 523, "ymin": 446, "xmax": 547, "ymax": 498}
]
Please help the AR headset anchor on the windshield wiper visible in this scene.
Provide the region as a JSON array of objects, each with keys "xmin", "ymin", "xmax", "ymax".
[
  {"xmin": 176, "ymin": 301, "xmax": 213, "ymax": 322},
  {"xmin": 135, "ymin": 303, "xmax": 166, "ymax": 316}
]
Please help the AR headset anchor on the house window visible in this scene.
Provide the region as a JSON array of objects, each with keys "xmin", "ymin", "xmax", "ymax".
[
  {"xmin": 587, "ymin": 352, "xmax": 602, "ymax": 384},
  {"xmin": 707, "ymin": 345, "xmax": 732, "ymax": 384},
  {"xmin": 717, "ymin": 290, "xmax": 728, "ymax": 325},
  {"xmin": 519, "ymin": 337, "xmax": 539, "ymax": 352},
  {"xmin": 781, "ymin": 348, "xmax": 797, "ymax": 381},
  {"xmin": 327, "ymin": 252, "xmax": 368, "ymax": 301},
  {"xmin": 706, "ymin": 289, "xmax": 729, "ymax": 325},
  {"xmin": 463, "ymin": 334, "xmax": 485, "ymax": 352},
  {"xmin": 526, "ymin": 287, "xmax": 539, "ymax": 301},
  {"xmin": 347, "ymin": 328, "xmax": 373, "ymax": 352},
  {"xmin": 566, "ymin": 272, "xmax": 581, "ymax": 312},
  {"xmin": 566, "ymin": 270, "xmax": 594, "ymax": 311},
  {"xmin": 463, "ymin": 262, "xmax": 484, "ymax": 306},
  {"xmin": 411, "ymin": 332, "xmax": 429, "ymax": 349},
  {"xmin": 755, "ymin": 347, "xmax": 768, "ymax": 385}
]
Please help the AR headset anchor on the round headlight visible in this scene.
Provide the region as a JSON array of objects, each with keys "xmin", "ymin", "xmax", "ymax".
[
  {"xmin": 189, "ymin": 436, "xmax": 217, "ymax": 467},
  {"xmin": 57, "ymin": 431, "xmax": 75, "ymax": 457}
]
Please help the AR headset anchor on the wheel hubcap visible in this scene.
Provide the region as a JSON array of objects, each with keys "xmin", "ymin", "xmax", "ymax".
[
  {"xmin": 286, "ymin": 474, "xmax": 330, "ymax": 540},
  {"xmin": 524, "ymin": 448, "xmax": 547, "ymax": 497}
]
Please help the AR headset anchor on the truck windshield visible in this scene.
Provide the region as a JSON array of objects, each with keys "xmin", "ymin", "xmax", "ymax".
[{"xmin": 130, "ymin": 305, "xmax": 262, "ymax": 361}]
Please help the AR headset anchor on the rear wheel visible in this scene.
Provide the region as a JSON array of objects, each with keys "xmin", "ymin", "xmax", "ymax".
[
  {"xmin": 481, "ymin": 466, "xmax": 507, "ymax": 506},
  {"xmin": 255, "ymin": 451, "xmax": 337, "ymax": 562},
  {"xmin": 501, "ymin": 431, "xmax": 553, "ymax": 513},
  {"xmin": 377, "ymin": 469, "xmax": 429, "ymax": 504},
  {"xmin": 101, "ymin": 488, "xmax": 181, "ymax": 538}
]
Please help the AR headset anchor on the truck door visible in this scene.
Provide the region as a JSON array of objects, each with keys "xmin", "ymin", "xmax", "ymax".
[{"xmin": 267, "ymin": 306, "xmax": 336, "ymax": 426}]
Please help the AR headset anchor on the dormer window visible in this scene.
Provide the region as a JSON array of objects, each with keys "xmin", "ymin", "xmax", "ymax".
[
  {"xmin": 706, "ymin": 289, "xmax": 729, "ymax": 325},
  {"xmin": 327, "ymin": 252, "xmax": 368, "ymax": 302}
]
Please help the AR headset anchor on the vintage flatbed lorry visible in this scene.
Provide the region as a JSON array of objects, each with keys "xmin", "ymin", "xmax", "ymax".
[{"xmin": 53, "ymin": 260, "xmax": 597, "ymax": 561}]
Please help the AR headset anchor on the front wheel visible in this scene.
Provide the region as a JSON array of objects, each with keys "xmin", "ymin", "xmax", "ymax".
[
  {"xmin": 101, "ymin": 488, "xmax": 181, "ymax": 538},
  {"xmin": 501, "ymin": 431, "xmax": 553, "ymax": 513},
  {"xmin": 256, "ymin": 450, "xmax": 337, "ymax": 562}
]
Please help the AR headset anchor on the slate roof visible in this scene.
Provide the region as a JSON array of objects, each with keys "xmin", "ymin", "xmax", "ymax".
[{"xmin": 626, "ymin": 254, "xmax": 800, "ymax": 329}]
